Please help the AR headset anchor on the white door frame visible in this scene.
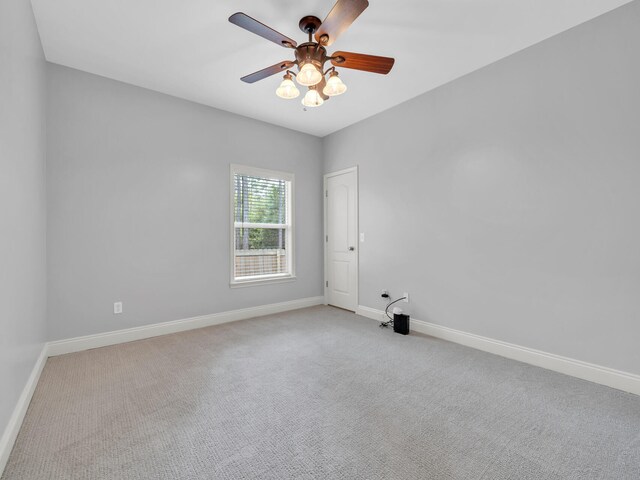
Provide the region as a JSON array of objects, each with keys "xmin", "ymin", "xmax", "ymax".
[{"xmin": 323, "ymin": 166, "xmax": 359, "ymax": 308}]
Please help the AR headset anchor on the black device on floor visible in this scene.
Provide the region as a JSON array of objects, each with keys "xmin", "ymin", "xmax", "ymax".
[{"xmin": 393, "ymin": 313, "xmax": 410, "ymax": 335}]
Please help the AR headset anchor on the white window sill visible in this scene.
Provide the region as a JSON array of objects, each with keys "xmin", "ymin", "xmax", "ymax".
[{"xmin": 230, "ymin": 275, "xmax": 297, "ymax": 288}]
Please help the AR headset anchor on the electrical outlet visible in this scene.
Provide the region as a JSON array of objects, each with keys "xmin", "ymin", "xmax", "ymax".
[
  {"xmin": 114, "ymin": 301, "xmax": 123, "ymax": 314},
  {"xmin": 402, "ymin": 292, "xmax": 409, "ymax": 303},
  {"xmin": 360, "ymin": 232, "xmax": 365, "ymax": 242}
]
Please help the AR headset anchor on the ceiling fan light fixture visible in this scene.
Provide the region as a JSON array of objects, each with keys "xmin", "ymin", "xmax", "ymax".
[
  {"xmin": 296, "ymin": 62, "xmax": 323, "ymax": 86},
  {"xmin": 323, "ymin": 70, "xmax": 347, "ymax": 96},
  {"xmin": 301, "ymin": 87, "xmax": 324, "ymax": 107},
  {"xmin": 276, "ymin": 72, "xmax": 300, "ymax": 99},
  {"xmin": 229, "ymin": 2, "xmax": 395, "ymax": 109}
]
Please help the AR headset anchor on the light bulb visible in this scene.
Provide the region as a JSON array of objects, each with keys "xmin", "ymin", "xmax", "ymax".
[
  {"xmin": 301, "ymin": 88, "xmax": 324, "ymax": 107},
  {"xmin": 275, "ymin": 74, "xmax": 300, "ymax": 99},
  {"xmin": 296, "ymin": 63, "xmax": 322, "ymax": 87},
  {"xmin": 323, "ymin": 71, "xmax": 347, "ymax": 96}
]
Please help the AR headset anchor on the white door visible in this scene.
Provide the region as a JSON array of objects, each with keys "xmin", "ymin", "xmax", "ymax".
[{"xmin": 325, "ymin": 168, "xmax": 358, "ymax": 311}]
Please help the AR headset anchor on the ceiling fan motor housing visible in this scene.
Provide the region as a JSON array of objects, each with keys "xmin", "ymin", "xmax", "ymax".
[{"xmin": 295, "ymin": 43, "xmax": 328, "ymax": 71}]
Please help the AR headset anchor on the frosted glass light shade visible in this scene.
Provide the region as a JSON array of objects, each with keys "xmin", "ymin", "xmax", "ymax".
[
  {"xmin": 296, "ymin": 63, "xmax": 322, "ymax": 86},
  {"xmin": 301, "ymin": 88, "xmax": 324, "ymax": 107},
  {"xmin": 276, "ymin": 77, "xmax": 300, "ymax": 99},
  {"xmin": 323, "ymin": 72, "xmax": 347, "ymax": 96}
]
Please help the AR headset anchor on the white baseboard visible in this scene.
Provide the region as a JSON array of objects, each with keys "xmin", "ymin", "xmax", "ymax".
[
  {"xmin": 356, "ymin": 305, "xmax": 640, "ymax": 396},
  {"xmin": 48, "ymin": 296, "xmax": 324, "ymax": 357},
  {"xmin": 0, "ymin": 344, "xmax": 48, "ymax": 476}
]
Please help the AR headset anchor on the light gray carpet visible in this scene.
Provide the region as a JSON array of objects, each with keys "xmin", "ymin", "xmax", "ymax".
[{"xmin": 3, "ymin": 306, "xmax": 640, "ymax": 479}]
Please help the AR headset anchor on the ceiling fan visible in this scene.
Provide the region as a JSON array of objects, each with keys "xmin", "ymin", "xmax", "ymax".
[{"xmin": 229, "ymin": 0, "xmax": 395, "ymax": 108}]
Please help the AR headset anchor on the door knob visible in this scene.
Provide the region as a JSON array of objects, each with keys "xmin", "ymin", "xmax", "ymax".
[{"xmin": 348, "ymin": 246, "xmax": 355, "ymax": 251}]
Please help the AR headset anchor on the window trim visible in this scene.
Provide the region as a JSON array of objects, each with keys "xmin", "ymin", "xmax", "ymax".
[{"xmin": 229, "ymin": 164, "xmax": 295, "ymax": 287}]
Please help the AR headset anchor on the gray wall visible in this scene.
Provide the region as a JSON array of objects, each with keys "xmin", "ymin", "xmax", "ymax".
[
  {"xmin": 323, "ymin": 1, "xmax": 640, "ymax": 374},
  {"xmin": 0, "ymin": 0, "xmax": 47, "ymax": 439},
  {"xmin": 47, "ymin": 64, "xmax": 323, "ymax": 340}
]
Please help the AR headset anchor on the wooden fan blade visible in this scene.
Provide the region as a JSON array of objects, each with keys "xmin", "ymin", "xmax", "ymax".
[
  {"xmin": 229, "ymin": 12, "xmax": 297, "ymax": 48},
  {"xmin": 315, "ymin": 0, "xmax": 369, "ymax": 46},
  {"xmin": 330, "ymin": 51, "xmax": 395, "ymax": 74},
  {"xmin": 241, "ymin": 61, "xmax": 295, "ymax": 84}
]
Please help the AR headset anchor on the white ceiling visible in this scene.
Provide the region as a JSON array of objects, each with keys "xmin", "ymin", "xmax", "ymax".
[{"xmin": 32, "ymin": 0, "xmax": 632, "ymax": 137}]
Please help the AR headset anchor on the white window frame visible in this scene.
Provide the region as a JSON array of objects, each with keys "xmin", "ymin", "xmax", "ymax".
[{"xmin": 229, "ymin": 164, "xmax": 295, "ymax": 287}]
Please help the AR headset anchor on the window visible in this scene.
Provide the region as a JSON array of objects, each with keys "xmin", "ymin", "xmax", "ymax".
[{"xmin": 230, "ymin": 164, "xmax": 294, "ymax": 286}]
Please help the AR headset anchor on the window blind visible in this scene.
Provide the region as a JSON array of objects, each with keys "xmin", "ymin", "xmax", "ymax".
[{"xmin": 233, "ymin": 173, "xmax": 291, "ymax": 279}]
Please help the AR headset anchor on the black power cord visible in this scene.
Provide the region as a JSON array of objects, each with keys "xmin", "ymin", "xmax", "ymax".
[{"xmin": 379, "ymin": 296, "xmax": 407, "ymax": 328}]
